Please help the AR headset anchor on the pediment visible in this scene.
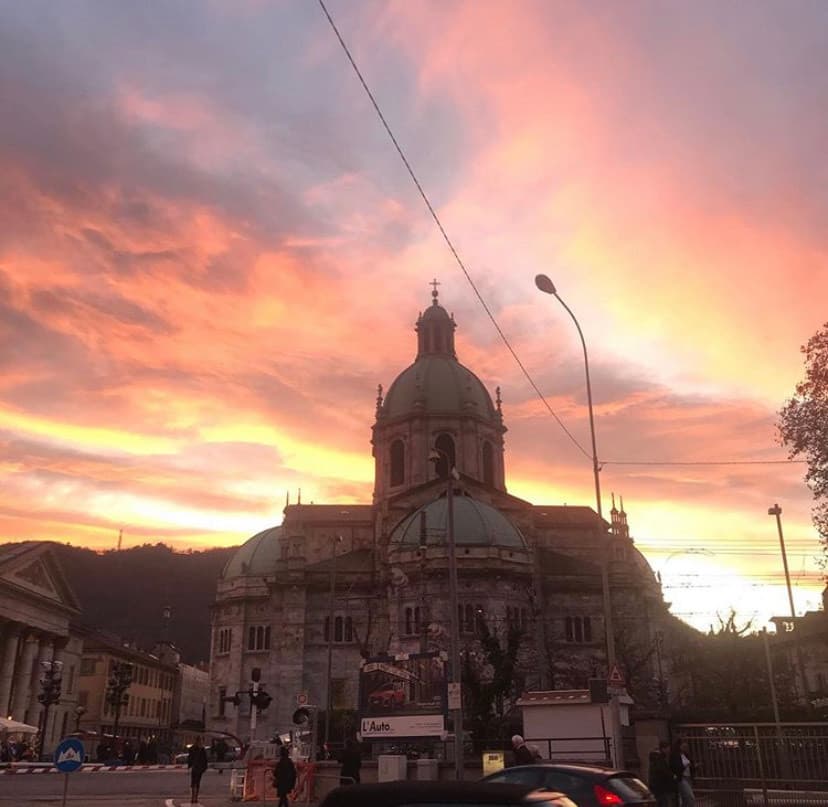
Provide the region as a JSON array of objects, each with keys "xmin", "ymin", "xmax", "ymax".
[{"xmin": 0, "ymin": 542, "xmax": 81, "ymax": 614}]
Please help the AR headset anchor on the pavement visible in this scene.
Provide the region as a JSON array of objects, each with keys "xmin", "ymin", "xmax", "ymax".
[{"xmin": 0, "ymin": 767, "xmax": 253, "ymax": 807}]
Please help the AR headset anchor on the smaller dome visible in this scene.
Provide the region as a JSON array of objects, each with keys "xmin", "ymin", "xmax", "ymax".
[
  {"xmin": 221, "ymin": 526, "xmax": 282, "ymax": 579},
  {"xmin": 391, "ymin": 496, "xmax": 526, "ymax": 548}
]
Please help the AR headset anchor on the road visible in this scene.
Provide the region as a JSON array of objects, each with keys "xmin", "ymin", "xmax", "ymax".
[{"xmin": 0, "ymin": 768, "xmax": 238, "ymax": 807}]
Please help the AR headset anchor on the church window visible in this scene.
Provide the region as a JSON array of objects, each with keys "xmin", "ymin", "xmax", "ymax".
[
  {"xmin": 434, "ymin": 434, "xmax": 456, "ymax": 479},
  {"xmin": 459, "ymin": 603, "xmax": 482, "ymax": 634},
  {"xmin": 324, "ymin": 614, "xmax": 354, "ymax": 644},
  {"xmin": 246, "ymin": 625, "xmax": 270, "ymax": 652},
  {"xmin": 482, "ymin": 441, "xmax": 494, "ymax": 486},
  {"xmin": 217, "ymin": 628, "xmax": 232, "ymax": 655},
  {"xmin": 390, "ymin": 440, "xmax": 405, "ymax": 486},
  {"xmin": 403, "ymin": 606, "xmax": 422, "ymax": 636},
  {"xmin": 565, "ymin": 616, "xmax": 592, "ymax": 644}
]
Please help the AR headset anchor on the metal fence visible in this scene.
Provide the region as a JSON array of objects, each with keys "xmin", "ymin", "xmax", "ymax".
[{"xmin": 676, "ymin": 723, "xmax": 828, "ymax": 807}]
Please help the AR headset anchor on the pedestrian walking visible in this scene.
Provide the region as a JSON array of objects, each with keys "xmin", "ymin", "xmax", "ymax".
[
  {"xmin": 649, "ymin": 740, "xmax": 676, "ymax": 807},
  {"xmin": 339, "ymin": 738, "xmax": 362, "ymax": 785},
  {"xmin": 511, "ymin": 735, "xmax": 534, "ymax": 766},
  {"xmin": 273, "ymin": 745, "xmax": 297, "ymax": 807},
  {"xmin": 187, "ymin": 736, "xmax": 209, "ymax": 805},
  {"xmin": 669, "ymin": 738, "xmax": 696, "ymax": 807}
]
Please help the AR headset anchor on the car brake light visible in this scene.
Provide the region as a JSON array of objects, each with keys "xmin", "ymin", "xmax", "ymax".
[{"xmin": 593, "ymin": 784, "xmax": 624, "ymax": 805}]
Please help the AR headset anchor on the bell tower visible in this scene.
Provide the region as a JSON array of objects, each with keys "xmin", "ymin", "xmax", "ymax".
[{"xmin": 371, "ymin": 283, "xmax": 507, "ymax": 504}]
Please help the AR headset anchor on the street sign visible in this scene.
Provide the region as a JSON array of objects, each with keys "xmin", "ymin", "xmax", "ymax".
[
  {"xmin": 297, "ymin": 691, "xmax": 309, "ymax": 706},
  {"xmin": 607, "ymin": 664, "xmax": 625, "ymax": 688},
  {"xmin": 54, "ymin": 738, "xmax": 84, "ymax": 773},
  {"xmin": 54, "ymin": 737, "xmax": 85, "ymax": 807},
  {"xmin": 447, "ymin": 682, "xmax": 462, "ymax": 711}
]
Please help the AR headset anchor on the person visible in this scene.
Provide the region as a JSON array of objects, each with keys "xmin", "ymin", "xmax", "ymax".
[
  {"xmin": 339, "ymin": 738, "xmax": 362, "ymax": 785},
  {"xmin": 649, "ymin": 740, "xmax": 676, "ymax": 807},
  {"xmin": 273, "ymin": 745, "xmax": 297, "ymax": 807},
  {"xmin": 669, "ymin": 738, "xmax": 696, "ymax": 807},
  {"xmin": 511, "ymin": 734, "xmax": 535, "ymax": 766},
  {"xmin": 187, "ymin": 736, "xmax": 209, "ymax": 805}
]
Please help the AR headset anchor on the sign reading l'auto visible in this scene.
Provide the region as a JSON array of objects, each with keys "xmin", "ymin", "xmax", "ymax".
[{"xmin": 360, "ymin": 714, "xmax": 445, "ymax": 739}]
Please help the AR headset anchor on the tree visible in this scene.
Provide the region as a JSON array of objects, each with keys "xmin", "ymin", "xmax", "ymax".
[
  {"xmin": 462, "ymin": 620, "xmax": 523, "ymax": 748},
  {"xmin": 778, "ymin": 323, "xmax": 828, "ymax": 550}
]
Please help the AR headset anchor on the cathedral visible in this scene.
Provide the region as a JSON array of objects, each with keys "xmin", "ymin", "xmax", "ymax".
[{"xmin": 208, "ymin": 287, "xmax": 668, "ymax": 742}]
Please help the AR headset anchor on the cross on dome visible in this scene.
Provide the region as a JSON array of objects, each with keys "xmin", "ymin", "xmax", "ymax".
[{"xmin": 430, "ymin": 278, "xmax": 440, "ymax": 304}]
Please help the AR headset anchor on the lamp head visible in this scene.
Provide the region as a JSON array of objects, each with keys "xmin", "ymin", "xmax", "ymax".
[
  {"xmin": 768, "ymin": 504, "xmax": 782, "ymax": 516},
  {"xmin": 534, "ymin": 274, "xmax": 557, "ymax": 295}
]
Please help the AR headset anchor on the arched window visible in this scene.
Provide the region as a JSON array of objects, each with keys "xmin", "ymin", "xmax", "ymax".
[
  {"xmin": 434, "ymin": 433, "xmax": 456, "ymax": 479},
  {"xmin": 482, "ymin": 441, "xmax": 494, "ymax": 486},
  {"xmin": 390, "ymin": 440, "xmax": 405, "ymax": 487}
]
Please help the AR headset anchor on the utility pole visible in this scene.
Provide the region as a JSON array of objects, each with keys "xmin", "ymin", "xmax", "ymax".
[
  {"xmin": 323, "ymin": 536, "xmax": 343, "ymax": 749},
  {"xmin": 768, "ymin": 504, "xmax": 810, "ymax": 705}
]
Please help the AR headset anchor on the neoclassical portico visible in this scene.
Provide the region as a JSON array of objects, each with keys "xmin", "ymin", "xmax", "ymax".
[{"xmin": 0, "ymin": 543, "xmax": 81, "ymax": 737}]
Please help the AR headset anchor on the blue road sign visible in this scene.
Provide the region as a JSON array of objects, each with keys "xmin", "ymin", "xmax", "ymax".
[{"xmin": 54, "ymin": 737, "xmax": 84, "ymax": 773}]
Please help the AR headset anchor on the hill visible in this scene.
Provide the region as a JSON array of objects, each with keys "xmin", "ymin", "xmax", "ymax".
[{"xmin": 56, "ymin": 542, "xmax": 237, "ymax": 664}]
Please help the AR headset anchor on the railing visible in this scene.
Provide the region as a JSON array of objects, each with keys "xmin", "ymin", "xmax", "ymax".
[{"xmin": 676, "ymin": 722, "xmax": 828, "ymax": 807}]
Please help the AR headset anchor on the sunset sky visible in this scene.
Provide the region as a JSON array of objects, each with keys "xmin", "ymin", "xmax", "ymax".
[{"xmin": 1, "ymin": 1, "xmax": 826, "ymax": 631}]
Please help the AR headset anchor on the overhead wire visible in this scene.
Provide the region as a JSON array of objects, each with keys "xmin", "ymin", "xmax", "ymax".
[{"xmin": 317, "ymin": 1, "xmax": 808, "ymax": 473}]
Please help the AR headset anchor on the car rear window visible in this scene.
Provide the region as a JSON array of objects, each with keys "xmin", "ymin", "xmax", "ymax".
[{"xmin": 606, "ymin": 774, "xmax": 653, "ymax": 800}]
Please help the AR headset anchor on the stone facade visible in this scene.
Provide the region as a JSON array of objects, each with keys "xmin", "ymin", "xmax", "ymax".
[
  {"xmin": 208, "ymin": 289, "xmax": 669, "ymax": 744},
  {"xmin": 0, "ymin": 541, "xmax": 84, "ymax": 754}
]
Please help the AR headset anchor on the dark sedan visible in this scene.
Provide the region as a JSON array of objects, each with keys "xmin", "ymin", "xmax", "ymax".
[
  {"xmin": 319, "ymin": 780, "xmax": 578, "ymax": 807},
  {"xmin": 482, "ymin": 763, "xmax": 655, "ymax": 807}
]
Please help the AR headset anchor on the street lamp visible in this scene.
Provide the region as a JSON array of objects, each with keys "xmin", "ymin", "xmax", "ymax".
[
  {"xmin": 535, "ymin": 273, "xmax": 622, "ymax": 768},
  {"xmin": 106, "ymin": 661, "xmax": 133, "ymax": 750},
  {"xmin": 768, "ymin": 504, "xmax": 810, "ymax": 704},
  {"xmin": 36, "ymin": 659, "xmax": 63, "ymax": 759},
  {"xmin": 429, "ymin": 446, "xmax": 463, "ymax": 781},
  {"xmin": 323, "ymin": 535, "xmax": 344, "ymax": 750}
]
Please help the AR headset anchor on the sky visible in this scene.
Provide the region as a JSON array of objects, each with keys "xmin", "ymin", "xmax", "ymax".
[{"xmin": 1, "ymin": 0, "xmax": 826, "ymax": 631}]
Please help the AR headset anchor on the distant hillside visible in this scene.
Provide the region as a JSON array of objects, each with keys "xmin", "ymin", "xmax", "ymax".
[{"xmin": 56, "ymin": 543, "xmax": 237, "ymax": 664}]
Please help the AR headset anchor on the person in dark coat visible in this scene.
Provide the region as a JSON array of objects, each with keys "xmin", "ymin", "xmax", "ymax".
[
  {"xmin": 187, "ymin": 736, "xmax": 209, "ymax": 805},
  {"xmin": 669, "ymin": 738, "xmax": 696, "ymax": 807},
  {"xmin": 649, "ymin": 740, "xmax": 676, "ymax": 807},
  {"xmin": 511, "ymin": 735, "xmax": 535, "ymax": 766},
  {"xmin": 273, "ymin": 745, "xmax": 297, "ymax": 807},
  {"xmin": 339, "ymin": 738, "xmax": 362, "ymax": 785}
]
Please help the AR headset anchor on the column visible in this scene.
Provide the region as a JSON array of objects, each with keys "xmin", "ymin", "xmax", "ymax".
[
  {"xmin": 10, "ymin": 634, "xmax": 40, "ymax": 722},
  {"xmin": 0, "ymin": 622, "xmax": 21, "ymax": 717},
  {"xmin": 28, "ymin": 636, "xmax": 54, "ymax": 728}
]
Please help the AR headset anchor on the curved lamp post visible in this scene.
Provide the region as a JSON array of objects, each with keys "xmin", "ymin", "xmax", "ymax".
[
  {"xmin": 534, "ymin": 274, "xmax": 622, "ymax": 767},
  {"xmin": 429, "ymin": 447, "xmax": 463, "ymax": 781}
]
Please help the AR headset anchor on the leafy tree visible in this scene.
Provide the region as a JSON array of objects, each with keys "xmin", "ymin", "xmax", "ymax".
[
  {"xmin": 462, "ymin": 620, "xmax": 523, "ymax": 748},
  {"xmin": 778, "ymin": 323, "xmax": 828, "ymax": 550}
]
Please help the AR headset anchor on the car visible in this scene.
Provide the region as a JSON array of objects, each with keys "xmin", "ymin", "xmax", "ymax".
[
  {"xmin": 319, "ymin": 781, "xmax": 577, "ymax": 807},
  {"xmin": 368, "ymin": 682, "xmax": 406, "ymax": 709},
  {"xmin": 482, "ymin": 763, "xmax": 655, "ymax": 806}
]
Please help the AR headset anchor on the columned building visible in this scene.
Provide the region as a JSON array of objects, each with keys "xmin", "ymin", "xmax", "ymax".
[
  {"xmin": 209, "ymin": 287, "xmax": 669, "ymax": 742},
  {"xmin": 0, "ymin": 542, "xmax": 83, "ymax": 752}
]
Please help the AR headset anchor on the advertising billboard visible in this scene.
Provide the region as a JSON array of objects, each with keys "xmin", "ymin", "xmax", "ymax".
[{"xmin": 358, "ymin": 651, "xmax": 447, "ymax": 740}]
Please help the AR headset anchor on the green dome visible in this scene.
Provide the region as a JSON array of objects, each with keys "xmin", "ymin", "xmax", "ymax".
[
  {"xmin": 381, "ymin": 356, "xmax": 496, "ymax": 420},
  {"xmin": 391, "ymin": 496, "xmax": 526, "ymax": 548},
  {"xmin": 221, "ymin": 526, "xmax": 282, "ymax": 578}
]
